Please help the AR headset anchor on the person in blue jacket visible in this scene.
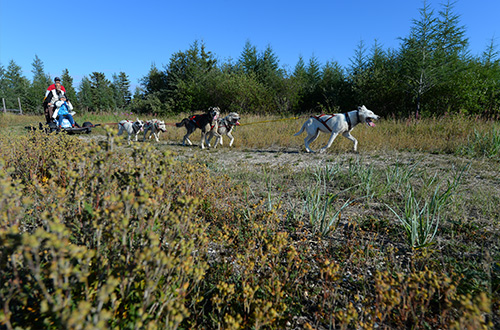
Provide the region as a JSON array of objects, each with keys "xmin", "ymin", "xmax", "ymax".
[{"xmin": 53, "ymin": 96, "xmax": 75, "ymax": 128}]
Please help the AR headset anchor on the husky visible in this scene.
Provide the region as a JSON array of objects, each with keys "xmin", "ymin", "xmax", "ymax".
[
  {"xmin": 117, "ymin": 118, "xmax": 144, "ymax": 143},
  {"xmin": 294, "ymin": 105, "xmax": 380, "ymax": 153},
  {"xmin": 207, "ymin": 112, "xmax": 241, "ymax": 148},
  {"xmin": 143, "ymin": 119, "xmax": 167, "ymax": 142},
  {"xmin": 175, "ymin": 107, "xmax": 220, "ymax": 149}
]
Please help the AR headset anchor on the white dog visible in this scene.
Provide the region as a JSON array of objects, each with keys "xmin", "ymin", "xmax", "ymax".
[
  {"xmin": 143, "ymin": 119, "xmax": 167, "ymax": 142},
  {"xmin": 294, "ymin": 105, "xmax": 380, "ymax": 153},
  {"xmin": 207, "ymin": 112, "xmax": 240, "ymax": 148},
  {"xmin": 117, "ymin": 118, "xmax": 144, "ymax": 143}
]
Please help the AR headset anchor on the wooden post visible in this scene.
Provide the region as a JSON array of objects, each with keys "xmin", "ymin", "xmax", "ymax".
[
  {"xmin": 18, "ymin": 97, "xmax": 22, "ymax": 115},
  {"xmin": 2, "ymin": 98, "xmax": 6, "ymax": 113}
]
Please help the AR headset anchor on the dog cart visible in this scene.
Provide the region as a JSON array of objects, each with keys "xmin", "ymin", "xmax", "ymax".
[{"xmin": 26, "ymin": 120, "xmax": 101, "ymax": 134}]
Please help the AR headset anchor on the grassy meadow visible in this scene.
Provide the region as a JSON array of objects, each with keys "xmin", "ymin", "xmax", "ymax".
[{"xmin": 0, "ymin": 111, "xmax": 499, "ymax": 329}]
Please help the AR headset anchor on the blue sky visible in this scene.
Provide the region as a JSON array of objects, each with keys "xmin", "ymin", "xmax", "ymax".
[{"xmin": 1, "ymin": 0, "xmax": 498, "ymax": 90}]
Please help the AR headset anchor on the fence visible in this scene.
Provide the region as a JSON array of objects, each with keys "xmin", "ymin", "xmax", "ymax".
[{"xmin": 2, "ymin": 98, "xmax": 23, "ymax": 115}]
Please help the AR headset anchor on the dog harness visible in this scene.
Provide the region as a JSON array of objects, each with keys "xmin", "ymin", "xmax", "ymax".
[
  {"xmin": 312, "ymin": 114, "xmax": 335, "ymax": 132},
  {"xmin": 189, "ymin": 115, "xmax": 200, "ymax": 128},
  {"xmin": 120, "ymin": 120, "xmax": 142, "ymax": 133},
  {"xmin": 189, "ymin": 115, "xmax": 217, "ymax": 130},
  {"xmin": 219, "ymin": 118, "xmax": 237, "ymax": 130},
  {"xmin": 344, "ymin": 111, "xmax": 361, "ymax": 131},
  {"xmin": 344, "ymin": 113, "xmax": 352, "ymax": 131}
]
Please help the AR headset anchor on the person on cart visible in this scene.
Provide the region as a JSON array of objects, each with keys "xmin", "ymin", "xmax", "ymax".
[
  {"xmin": 43, "ymin": 79, "xmax": 66, "ymax": 124},
  {"xmin": 45, "ymin": 77, "xmax": 66, "ymax": 96},
  {"xmin": 53, "ymin": 95, "xmax": 75, "ymax": 129}
]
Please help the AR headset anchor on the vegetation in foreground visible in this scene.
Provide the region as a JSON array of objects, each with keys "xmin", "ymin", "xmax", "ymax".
[{"xmin": 0, "ymin": 114, "xmax": 499, "ymax": 329}]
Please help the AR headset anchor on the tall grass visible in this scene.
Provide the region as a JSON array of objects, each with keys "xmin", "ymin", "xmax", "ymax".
[
  {"xmin": 458, "ymin": 127, "xmax": 500, "ymax": 159},
  {"xmin": 386, "ymin": 164, "xmax": 470, "ymax": 248},
  {"xmin": 301, "ymin": 170, "xmax": 358, "ymax": 236},
  {"xmin": 3, "ymin": 112, "xmax": 500, "ymax": 157}
]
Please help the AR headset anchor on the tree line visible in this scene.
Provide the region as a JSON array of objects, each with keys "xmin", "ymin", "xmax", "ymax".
[{"xmin": 1, "ymin": 2, "xmax": 499, "ymax": 119}]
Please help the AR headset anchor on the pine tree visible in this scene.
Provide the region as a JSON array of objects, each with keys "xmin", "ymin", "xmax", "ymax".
[
  {"xmin": 61, "ymin": 69, "xmax": 77, "ymax": 108},
  {"xmin": 399, "ymin": 0, "xmax": 468, "ymax": 116},
  {"xmin": 164, "ymin": 40, "xmax": 217, "ymax": 111},
  {"xmin": 238, "ymin": 40, "xmax": 259, "ymax": 75},
  {"xmin": 28, "ymin": 55, "xmax": 51, "ymax": 113},
  {"xmin": 320, "ymin": 60, "xmax": 348, "ymax": 111},
  {"xmin": 78, "ymin": 77, "xmax": 93, "ymax": 112},
  {"xmin": 256, "ymin": 44, "xmax": 282, "ymax": 89},
  {"xmin": 3, "ymin": 60, "xmax": 30, "ymax": 111},
  {"xmin": 112, "ymin": 72, "xmax": 132, "ymax": 109},
  {"xmin": 89, "ymin": 72, "xmax": 115, "ymax": 111}
]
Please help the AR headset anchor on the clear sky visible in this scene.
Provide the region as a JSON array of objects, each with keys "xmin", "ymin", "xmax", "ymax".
[{"xmin": 0, "ymin": 0, "xmax": 498, "ymax": 90}]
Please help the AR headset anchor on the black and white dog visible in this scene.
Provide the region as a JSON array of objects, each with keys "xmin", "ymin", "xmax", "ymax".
[
  {"xmin": 175, "ymin": 107, "xmax": 220, "ymax": 149},
  {"xmin": 294, "ymin": 105, "xmax": 380, "ymax": 153},
  {"xmin": 117, "ymin": 118, "xmax": 144, "ymax": 143},
  {"xmin": 207, "ymin": 112, "xmax": 240, "ymax": 148},
  {"xmin": 143, "ymin": 119, "xmax": 167, "ymax": 142}
]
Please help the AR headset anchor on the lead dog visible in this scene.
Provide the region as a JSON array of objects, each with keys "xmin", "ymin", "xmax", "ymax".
[
  {"xmin": 175, "ymin": 107, "xmax": 220, "ymax": 149},
  {"xmin": 117, "ymin": 118, "xmax": 144, "ymax": 143},
  {"xmin": 294, "ymin": 105, "xmax": 380, "ymax": 153},
  {"xmin": 143, "ymin": 119, "xmax": 167, "ymax": 142},
  {"xmin": 207, "ymin": 112, "xmax": 240, "ymax": 148}
]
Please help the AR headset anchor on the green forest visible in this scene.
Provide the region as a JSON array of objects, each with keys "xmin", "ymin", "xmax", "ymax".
[{"xmin": 1, "ymin": 2, "xmax": 499, "ymax": 118}]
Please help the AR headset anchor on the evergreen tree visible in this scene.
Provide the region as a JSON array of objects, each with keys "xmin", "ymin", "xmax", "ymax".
[
  {"xmin": 139, "ymin": 64, "xmax": 169, "ymax": 113},
  {"xmin": 28, "ymin": 55, "xmax": 51, "ymax": 113},
  {"xmin": 349, "ymin": 40, "xmax": 368, "ymax": 76},
  {"xmin": 238, "ymin": 40, "xmax": 259, "ymax": 74},
  {"xmin": 457, "ymin": 39, "xmax": 500, "ymax": 115},
  {"xmin": 142, "ymin": 63, "xmax": 168, "ymax": 96},
  {"xmin": 61, "ymin": 69, "xmax": 77, "ymax": 108},
  {"xmin": 293, "ymin": 56, "xmax": 307, "ymax": 82},
  {"xmin": 295, "ymin": 55, "xmax": 323, "ymax": 111},
  {"xmin": 77, "ymin": 77, "xmax": 93, "ymax": 112},
  {"xmin": 351, "ymin": 41, "xmax": 403, "ymax": 116},
  {"xmin": 112, "ymin": 72, "xmax": 132, "ymax": 109},
  {"xmin": 320, "ymin": 60, "xmax": 349, "ymax": 111},
  {"xmin": 77, "ymin": 73, "xmax": 115, "ymax": 111},
  {"xmin": 256, "ymin": 44, "xmax": 282, "ymax": 89},
  {"xmin": 348, "ymin": 39, "xmax": 369, "ymax": 106},
  {"xmin": 89, "ymin": 72, "xmax": 115, "ymax": 111},
  {"xmin": 164, "ymin": 40, "xmax": 217, "ymax": 112},
  {"xmin": 3, "ymin": 60, "xmax": 30, "ymax": 111},
  {"xmin": 398, "ymin": 0, "xmax": 468, "ymax": 116}
]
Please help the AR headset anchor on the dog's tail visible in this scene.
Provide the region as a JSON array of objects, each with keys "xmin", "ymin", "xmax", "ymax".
[
  {"xmin": 175, "ymin": 119, "xmax": 188, "ymax": 128},
  {"xmin": 294, "ymin": 122, "xmax": 306, "ymax": 136}
]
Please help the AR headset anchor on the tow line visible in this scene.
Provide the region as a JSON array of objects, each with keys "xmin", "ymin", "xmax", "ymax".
[{"xmin": 100, "ymin": 116, "xmax": 304, "ymax": 127}]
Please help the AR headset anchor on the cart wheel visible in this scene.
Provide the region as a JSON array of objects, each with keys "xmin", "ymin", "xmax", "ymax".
[{"xmin": 82, "ymin": 122, "xmax": 93, "ymax": 134}]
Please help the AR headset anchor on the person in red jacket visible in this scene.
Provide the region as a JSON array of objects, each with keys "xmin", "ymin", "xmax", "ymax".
[
  {"xmin": 45, "ymin": 77, "xmax": 66, "ymax": 96},
  {"xmin": 43, "ymin": 77, "xmax": 66, "ymax": 123}
]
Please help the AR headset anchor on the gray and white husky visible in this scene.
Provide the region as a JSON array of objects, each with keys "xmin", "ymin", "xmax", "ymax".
[
  {"xmin": 117, "ymin": 118, "xmax": 144, "ymax": 143},
  {"xmin": 207, "ymin": 112, "xmax": 241, "ymax": 148},
  {"xmin": 143, "ymin": 119, "xmax": 167, "ymax": 142}
]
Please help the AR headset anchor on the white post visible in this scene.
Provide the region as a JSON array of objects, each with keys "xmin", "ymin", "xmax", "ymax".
[
  {"xmin": 2, "ymin": 98, "xmax": 6, "ymax": 113},
  {"xmin": 18, "ymin": 97, "xmax": 22, "ymax": 115}
]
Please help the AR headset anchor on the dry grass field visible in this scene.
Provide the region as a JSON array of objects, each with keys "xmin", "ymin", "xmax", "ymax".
[{"xmin": 1, "ymin": 111, "xmax": 499, "ymax": 329}]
